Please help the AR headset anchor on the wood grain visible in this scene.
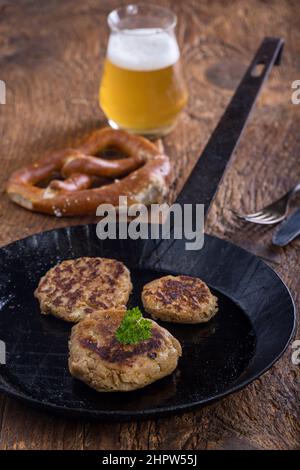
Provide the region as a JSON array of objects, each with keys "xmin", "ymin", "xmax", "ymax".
[{"xmin": 0, "ymin": 0, "xmax": 299, "ymax": 450}]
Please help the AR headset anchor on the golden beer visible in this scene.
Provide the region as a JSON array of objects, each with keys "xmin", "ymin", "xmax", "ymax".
[
  {"xmin": 99, "ymin": 6, "xmax": 188, "ymax": 136},
  {"xmin": 100, "ymin": 59, "xmax": 187, "ymax": 133}
]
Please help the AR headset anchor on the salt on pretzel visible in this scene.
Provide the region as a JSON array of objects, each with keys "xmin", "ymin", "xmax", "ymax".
[{"xmin": 6, "ymin": 128, "xmax": 172, "ymax": 216}]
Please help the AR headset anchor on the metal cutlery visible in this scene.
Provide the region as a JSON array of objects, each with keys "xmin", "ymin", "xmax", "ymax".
[
  {"xmin": 273, "ymin": 208, "xmax": 300, "ymax": 246},
  {"xmin": 235, "ymin": 182, "xmax": 300, "ymax": 225}
]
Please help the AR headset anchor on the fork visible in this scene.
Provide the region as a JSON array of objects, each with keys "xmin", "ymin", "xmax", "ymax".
[{"xmin": 235, "ymin": 182, "xmax": 300, "ymax": 225}]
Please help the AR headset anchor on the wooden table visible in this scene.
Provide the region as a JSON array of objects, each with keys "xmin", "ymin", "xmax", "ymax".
[{"xmin": 0, "ymin": 0, "xmax": 299, "ymax": 450}]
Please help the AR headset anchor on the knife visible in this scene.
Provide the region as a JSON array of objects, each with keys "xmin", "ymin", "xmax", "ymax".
[{"xmin": 273, "ymin": 209, "xmax": 300, "ymax": 246}]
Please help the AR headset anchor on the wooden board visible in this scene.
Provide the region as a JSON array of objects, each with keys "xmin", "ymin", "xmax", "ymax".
[{"xmin": 0, "ymin": 0, "xmax": 299, "ymax": 450}]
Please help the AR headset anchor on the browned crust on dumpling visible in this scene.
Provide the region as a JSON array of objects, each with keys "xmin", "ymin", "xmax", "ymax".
[
  {"xmin": 68, "ymin": 309, "xmax": 182, "ymax": 391},
  {"xmin": 35, "ymin": 257, "xmax": 132, "ymax": 322},
  {"xmin": 142, "ymin": 275, "xmax": 218, "ymax": 324}
]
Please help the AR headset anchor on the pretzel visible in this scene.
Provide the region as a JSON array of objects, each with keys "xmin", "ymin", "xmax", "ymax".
[{"xmin": 6, "ymin": 127, "xmax": 172, "ymax": 217}]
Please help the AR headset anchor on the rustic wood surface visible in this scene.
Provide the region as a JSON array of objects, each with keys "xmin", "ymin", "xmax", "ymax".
[{"xmin": 0, "ymin": 0, "xmax": 299, "ymax": 450}]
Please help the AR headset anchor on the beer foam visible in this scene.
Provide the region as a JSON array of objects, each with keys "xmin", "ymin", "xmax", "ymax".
[{"xmin": 107, "ymin": 28, "xmax": 180, "ymax": 71}]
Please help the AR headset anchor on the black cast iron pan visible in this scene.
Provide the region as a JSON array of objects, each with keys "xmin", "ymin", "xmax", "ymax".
[{"xmin": 0, "ymin": 38, "xmax": 295, "ymax": 420}]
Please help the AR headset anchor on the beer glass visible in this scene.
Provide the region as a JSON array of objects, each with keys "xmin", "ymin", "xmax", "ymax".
[{"xmin": 99, "ymin": 4, "xmax": 188, "ymax": 136}]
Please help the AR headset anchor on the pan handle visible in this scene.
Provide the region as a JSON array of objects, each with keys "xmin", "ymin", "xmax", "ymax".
[
  {"xmin": 175, "ymin": 37, "xmax": 284, "ymax": 216},
  {"xmin": 139, "ymin": 38, "xmax": 284, "ymax": 265}
]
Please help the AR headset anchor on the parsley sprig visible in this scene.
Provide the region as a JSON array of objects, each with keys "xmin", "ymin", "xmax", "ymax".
[{"xmin": 115, "ymin": 307, "xmax": 152, "ymax": 345}]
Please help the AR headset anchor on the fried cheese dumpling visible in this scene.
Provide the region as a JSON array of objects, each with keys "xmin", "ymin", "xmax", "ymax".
[
  {"xmin": 142, "ymin": 275, "xmax": 218, "ymax": 324},
  {"xmin": 68, "ymin": 308, "xmax": 182, "ymax": 392},
  {"xmin": 34, "ymin": 257, "xmax": 132, "ymax": 322}
]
